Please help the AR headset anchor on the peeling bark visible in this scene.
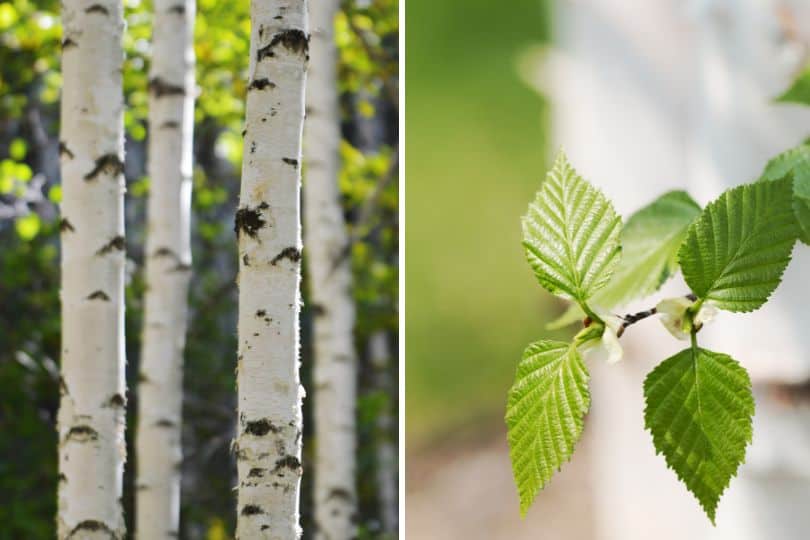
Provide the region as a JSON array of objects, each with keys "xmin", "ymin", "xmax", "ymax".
[
  {"xmin": 135, "ymin": 0, "xmax": 195, "ymax": 538},
  {"xmin": 235, "ymin": 0, "xmax": 308, "ymax": 537},
  {"xmin": 303, "ymin": 1, "xmax": 358, "ymax": 538},
  {"xmin": 58, "ymin": 0, "xmax": 127, "ymax": 537}
]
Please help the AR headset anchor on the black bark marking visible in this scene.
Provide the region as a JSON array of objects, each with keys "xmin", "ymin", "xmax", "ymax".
[
  {"xmin": 85, "ymin": 4, "xmax": 109, "ymax": 14},
  {"xmin": 105, "ymin": 394, "xmax": 126, "ymax": 408},
  {"xmin": 256, "ymin": 309, "xmax": 266, "ymax": 317},
  {"xmin": 153, "ymin": 247, "xmax": 175, "ymax": 258},
  {"xmin": 257, "ymin": 29, "xmax": 310, "ymax": 62},
  {"xmin": 160, "ymin": 120, "xmax": 180, "ymax": 130},
  {"xmin": 261, "ymin": 525, "xmax": 270, "ymax": 530},
  {"xmin": 250, "ymin": 142, "xmax": 256, "ymax": 154},
  {"xmin": 60, "ymin": 218, "xmax": 75, "ymax": 233},
  {"xmin": 248, "ymin": 78, "xmax": 276, "ymax": 91},
  {"xmin": 155, "ymin": 418, "xmax": 177, "ymax": 428},
  {"xmin": 241, "ymin": 128, "xmax": 247, "ymax": 138},
  {"xmin": 87, "ymin": 290, "xmax": 110, "ymax": 301},
  {"xmin": 244, "ymin": 418, "xmax": 280, "ymax": 436},
  {"xmin": 58, "ymin": 473, "xmax": 68, "ymax": 483},
  {"xmin": 66, "ymin": 425, "xmax": 99, "ymax": 442},
  {"xmin": 96, "ymin": 235, "xmax": 125, "ymax": 255},
  {"xmin": 327, "ymin": 487, "xmax": 353, "ymax": 502},
  {"xmin": 248, "ymin": 468, "xmax": 266, "ymax": 478},
  {"xmin": 242, "ymin": 253, "xmax": 250, "ymax": 266},
  {"xmin": 84, "ymin": 154, "xmax": 124, "ymax": 180},
  {"xmin": 168, "ymin": 4, "xmax": 185, "ymax": 14},
  {"xmin": 66, "ymin": 520, "xmax": 116, "ymax": 538},
  {"xmin": 282, "ymin": 158, "xmax": 298, "ymax": 168},
  {"xmin": 270, "ymin": 247, "xmax": 301, "ymax": 266},
  {"xmin": 59, "ymin": 141, "xmax": 75, "ymax": 158},
  {"xmin": 273, "ymin": 455, "xmax": 302, "ymax": 473},
  {"xmin": 241, "ymin": 504, "xmax": 265, "ymax": 516},
  {"xmin": 234, "ymin": 203, "xmax": 268, "ymax": 239},
  {"xmin": 149, "ymin": 77, "xmax": 186, "ymax": 97},
  {"xmin": 62, "ymin": 37, "xmax": 78, "ymax": 49}
]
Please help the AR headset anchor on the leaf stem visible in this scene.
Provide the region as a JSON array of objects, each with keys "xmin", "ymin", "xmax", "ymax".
[
  {"xmin": 578, "ymin": 301, "xmax": 602, "ymax": 326},
  {"xmin": 615, "ymin": 293, "xmax": 699, "ymax": 338}
]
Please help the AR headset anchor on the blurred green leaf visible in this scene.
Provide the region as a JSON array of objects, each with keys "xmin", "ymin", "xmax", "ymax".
[
  {"xmin": 776, "ymin": 64, "xmax": 810, "ymax": 107},
  {"xmin": 15, "ymin": 213, "xmax": 41, "ymax": 240},
  {"xmin": 9, "ymin": 138, "xmax": 27, "ymax": 160}
]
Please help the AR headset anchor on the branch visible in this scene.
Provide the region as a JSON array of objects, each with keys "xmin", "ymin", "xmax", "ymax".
[{"xmin": 615, "ymin": 294, "xmax": 697, "ymax": 338}]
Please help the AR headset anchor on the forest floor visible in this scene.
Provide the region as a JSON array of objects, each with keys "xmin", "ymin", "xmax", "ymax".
[{"xmin": 406, "ymin": 421, "xmax": 595, "ymax": 539}]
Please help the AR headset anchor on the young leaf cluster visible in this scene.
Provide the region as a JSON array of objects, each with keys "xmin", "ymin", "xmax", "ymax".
[{"xmin": 508, "ymin": 149, "xmax": 803, "ymax": 523}]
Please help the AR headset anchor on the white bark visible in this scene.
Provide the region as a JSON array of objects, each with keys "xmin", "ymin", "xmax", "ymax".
[
  {"xmin": 235, "ymin": 0, "xmax": 308, "ymax": 537},
  {"xmin": 369, "ymin": 331, "xmax": 398, "ymax": 535},
  {"xmin": 58, "ymin": 0, "xmax": 127, "ymax": 538},
  {"xmin": 135, "ymin": 0, "xmax": 195, "ymax": 537},
  {"xmin": 304, "ymin": 2, "xmax": 358, "ymax": 539}
]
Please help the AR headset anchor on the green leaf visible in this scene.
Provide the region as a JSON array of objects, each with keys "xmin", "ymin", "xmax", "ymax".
[
  {"xmin": 9, "ymin": 138, "xmax": 27, "ymax": 160},
  {"xmin": 15, "ymin": 213, "xmax": 40, "ymax": 241},
  {"xmin": 522, "ymin": 151, "xmax": 622, "ymax": 303},
  {"xmin": 678, "ymin": 177, "xmax": 798, "ymax": 312},
  {"xmin": 597, "ymin": 191, "xmax": 700, "ymax": 308},
  {"xmin": 760, "ymin": 144, "xmax": 810, "ymax": 245},
  {"xmin": 775, "ymin": 64, "xmax": 810, "ymax": 107},
  {"xmin": 546, "ymin": 191, "xmax": 700, "ymax": 329},
  {"xmin": 506, "ymin": 340, "xmax": 590, "ymax": 516},
  {"xmin": 644, "ymin": 347, "xmax": 754, "ymax": 523}
]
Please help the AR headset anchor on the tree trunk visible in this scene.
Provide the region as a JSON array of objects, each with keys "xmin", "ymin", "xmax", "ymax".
[
  {"xmin": 57, "ymin": 0, "xmax": 127, "ymax": 538},
  {"xmin": 369, "ymin": 331, "xmax": 398, "ymax": 535},
  {"xmin": 234, "ymin": 0, "xmax": 308, "ymax": 537},
  {"xmin": 135, "ymin": 0, "xmax": 195, "ymax": 537},
  {"xmin": 304, "ymin": 1, "xmax": 359, "ymax": 537}
]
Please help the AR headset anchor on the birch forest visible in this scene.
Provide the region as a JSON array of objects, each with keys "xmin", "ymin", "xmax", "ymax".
[{"xmin": 0, "ymin": 0, "xmax": 398, "ymax": 537}]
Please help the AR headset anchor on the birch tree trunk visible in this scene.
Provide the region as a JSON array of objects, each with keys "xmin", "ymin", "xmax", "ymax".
[
  {"xmin": 57, "ymin": 0, "xmax": 127, "ymax": 537},
  {"xmin": 235, "ymin": 0, "xmax": 308, "ymax": 537},
  {"xmin": 369, "ymin": 331, "xmax": 398, "ymax": 535},
  {"xmin": 303, "ymin": 2, "xmax": 359, "ymax": 538},
  {"xmin": 135, "ymin": 0, "xmax": 195, "ymax": 537}
]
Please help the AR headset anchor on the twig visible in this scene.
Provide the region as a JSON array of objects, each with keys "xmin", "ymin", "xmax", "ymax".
[{"xmin": 615, "ymin": 293, "xmax": 697, "ymax": 338}]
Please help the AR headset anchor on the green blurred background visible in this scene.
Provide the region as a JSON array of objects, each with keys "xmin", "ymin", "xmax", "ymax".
[{"xmin": 405, "ymin": 0, "xmax": 555, "ymax": 447}]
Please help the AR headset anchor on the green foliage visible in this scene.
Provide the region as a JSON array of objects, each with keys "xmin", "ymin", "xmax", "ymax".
[
  {"xmin": 643, "ymin": 347, "xmax": 754, "ymax": 523},
  {"xmin": 598, "ymin": 191, "xmax": 699, "ymax": 308},
  {"xmin": 505, "ymin": 340, "xmax": 589, "ymax": 516},
  {"xmin": 679, "ymin": 178, "xmax": 797, "ymax": 312},
  {"xmin": 548, "ymin": 190, "xmax": 700, "ymax": 328},
  {"xmin": 337, "ymin": 0, "xmax": 398, "ymax": 101},
  {"xmin": 509, "ymin": 151, "xmax": 609, "ymax": 515},
  {"xmin": 760, "ymin": 143, "xmax": 810, "ymax": 244},
  {"xmin": 522, "ymin": 152, "xmax": 622, "ymax": 304},
  {"xmin": 510, "ymin": 150, "xmax": 805, "ymax": 523},
  {"xmin": 775, "ymin": 63, "xmax": 810, "ymax": 107},
  {"xmin": 15, "ymin": 212, "xmax": 40, "ymax": 240}
]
